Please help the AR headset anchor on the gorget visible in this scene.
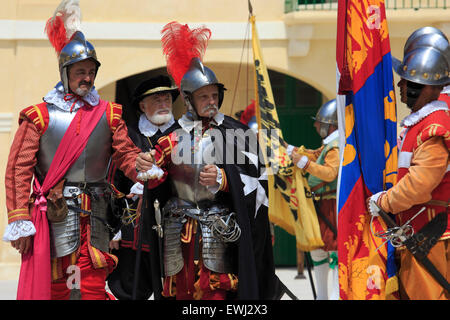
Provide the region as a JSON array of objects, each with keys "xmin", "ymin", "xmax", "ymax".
[{"xmin": 44, "ymin": 82, "xmax": 100, "ymax": 112}]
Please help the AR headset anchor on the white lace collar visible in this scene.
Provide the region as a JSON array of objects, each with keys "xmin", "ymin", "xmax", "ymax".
[
  {"xmin": 178, "ymin": 112, "xmax": 225, "ymax": 134},
  {"xmin": 43, "ymin": 83, "xmax": 100, "ymax": 112},
  {"xmin": 323, "ymin": 129, "xmax": 339, "ymax": 145},
  {"xmin": 138, "ymin": 113, "xmax": 175, "ymax": 137},
  {"xmin": 442, "ymin": 85, "xmax": 450, "ymax": 95},
  {"xmin": 400, "ymin": 100, "xmax": 448, "ymax": 127}
]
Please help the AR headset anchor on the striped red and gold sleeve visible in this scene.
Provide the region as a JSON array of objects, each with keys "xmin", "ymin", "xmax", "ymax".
[
  {"xmin": 141, "ymin": 134, "xmax": 174, "ymax": 189},
  {"xmin": 154, "ymin": 134, "xmax": 175, "ymax": 167},
  {"xmin": 6, "ymin": 104, "xmax": 48, "ymax": 223},
  {"xmin": 106, "ymin": 102, "xmax": 122, "ymax": 133},
  {"xmin": 218, "ymin": 168, "xmax": 229, "ymax": 192}
]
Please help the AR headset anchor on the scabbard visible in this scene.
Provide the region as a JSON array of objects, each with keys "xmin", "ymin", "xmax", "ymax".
[
  {"xmin": 131, "ymin": 181, "xmax": 146, "ymax": 300},
  {"xmin": 158, "ymin": 233, "xmax": 164, "ymax": 277},
  {"xmin": 144, "ymin": 184, "xmax": 163, "ymax": 300},
  {"xmin": 414, "ymin": 254, "xmax": 450, "ymax": 292},
  {"xmin": 378, "ymin": 209, "xmax": 450, "ymax": 293},
  {"xmin": 313, "ymin": 200, "xmax": 337, "ymax": 236}
]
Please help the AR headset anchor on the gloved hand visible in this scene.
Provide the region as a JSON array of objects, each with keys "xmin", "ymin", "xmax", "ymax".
[
  {"xmin": 137, "ymin": 165, "xmax": 164, "ymax": 181},
  {"xmin": 292, "ymin": 153, "xmax": 309, "ymax": 169},
  {"xmin": 366, "ymin": 191, "xmax": 386, "ymax": 217},
  {"xmin": 129, "ymin": 182, "xmax": 144, "ymax": 195}
]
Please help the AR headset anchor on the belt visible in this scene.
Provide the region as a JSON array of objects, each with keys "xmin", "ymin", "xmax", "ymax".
[
  {"xmin": 64, "ymin": 182, "xmax": 111, "ymax": 200},
  {"xmin": 172, "ymin": 206, "xmax": 229, "ymax": 219},
  {"xmin": 305, "ymin": 187, "xmax": 336, "ymax": 199},
  {"xmin": 426, "ymin": 199, "xmax": 449, "ymax": 208},
  {"xmin": 65, "ymin": 181, "xmax": 108, "ymax": 189}
]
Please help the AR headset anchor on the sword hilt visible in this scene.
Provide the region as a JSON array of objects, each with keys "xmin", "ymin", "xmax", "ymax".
[{"xmin": 377, "ymin": 207, "xmax": 398, "ymax": 229}]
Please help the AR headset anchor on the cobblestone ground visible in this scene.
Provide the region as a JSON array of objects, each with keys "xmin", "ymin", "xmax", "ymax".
[{"xmin": 0, "ymin": 267, "xmax": 333, "ymax": 300}]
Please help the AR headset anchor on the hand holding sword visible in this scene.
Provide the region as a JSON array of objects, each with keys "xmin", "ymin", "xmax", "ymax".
[
  {"xmin": 368, "ymin": 199, "xmax": 450, "ymax": 292},
  {"xmin": 371, "ymin": 205, "xmax": 425, "ymax": 251}
]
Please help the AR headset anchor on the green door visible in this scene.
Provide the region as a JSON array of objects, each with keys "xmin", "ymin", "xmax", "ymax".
[{"xmin": 268, "ymin": 70, "xmax": 323, "ymax": 266}]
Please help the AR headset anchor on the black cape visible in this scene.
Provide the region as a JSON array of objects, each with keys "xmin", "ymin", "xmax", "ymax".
[
  {"xmin": 213, "ymin": 115, "xmax": 279, "ymax": 299},
  {"xmin": 108, "ymin": 115, "xmax": 281, "ymax": 300}
]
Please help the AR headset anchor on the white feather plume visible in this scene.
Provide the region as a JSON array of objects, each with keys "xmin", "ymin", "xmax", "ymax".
[{"xmin": 52, "ymin": 0, "xmax": 81, "ymax": 40}]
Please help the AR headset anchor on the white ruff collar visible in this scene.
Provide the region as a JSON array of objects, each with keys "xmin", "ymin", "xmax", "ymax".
[
  {"xmin": 178, "ymin": 112, "xmax": 225, "ymax": 134},
  {"xmin": 323, "ymin": 130, "xmax": 339, "ymax": 145},
  {"xmin": 138, "ymin": 113, "xmax": 175, "ymax": 137},
  {"xmin": 43, "ymin": 84, "xmax": 100, "ymax": 112},
  {"xmin": 400, "ymin": 100, "xmax": 448, "ymax": 127}
]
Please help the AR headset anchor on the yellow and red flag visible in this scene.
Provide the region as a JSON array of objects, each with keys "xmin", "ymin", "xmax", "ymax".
[
  {"xmin": 251, "ymin": 14, "xmax": 323, "ymax": 251},
  {"xmin": 336, "ymin": 0, "xmax": 399, "ymax": 299}
]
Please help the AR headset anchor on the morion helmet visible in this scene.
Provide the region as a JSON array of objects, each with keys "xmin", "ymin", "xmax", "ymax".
[
  {"xmin": 392, "ymin": 27, "xmax": 449, "ymax": 86},
  {"xmin": 45, "ymin": 0, "xmax": 101, "ymax": 93},
  {"xmin": 161, "ymin": 21, "xmax": 226, "ymax": 118},
  {"xmin": 403, "ymin": 26, "xmax": 448, "ymax": 55},
  {"xmin": 312, "ymin": 99, "xmax": 338, "ymax": 138},
  {"xmin": 180, "ymin": 57, "xmax": 226, "ymax": 108}
]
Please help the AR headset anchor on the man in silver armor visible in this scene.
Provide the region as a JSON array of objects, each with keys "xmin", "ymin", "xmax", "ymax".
[
  {"xmin": 367, "ymin": 27, "xmax": 450, "ymax": 300},
  {"xmin": 137, "ymin": 54, "xmax": 278, "ymax": 299},
  {"xmin": 3, "ymin": 0, "xmax": 148, "ymax": 300}
]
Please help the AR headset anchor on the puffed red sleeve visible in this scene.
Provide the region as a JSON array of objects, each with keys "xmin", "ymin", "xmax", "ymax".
[
  {"xmin": 111, "ymin": 119, "xmax": 141, "ymax": 183},
  {"xmin": 5, "ymin": 119, "xmax": 40, "ymax": 223},
  {"xmin": 142, "ymin": 134, "xmax": 173, "ymax": 189}
]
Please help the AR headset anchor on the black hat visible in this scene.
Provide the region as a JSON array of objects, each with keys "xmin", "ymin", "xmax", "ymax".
[{"xmin": 131, "ymin": 75, "xmax": 179, "ymax": 111}]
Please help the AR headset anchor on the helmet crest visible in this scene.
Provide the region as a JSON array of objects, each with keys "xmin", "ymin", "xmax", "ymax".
[
  {"xmin": 161, "ymin": 21, "xmax": 211, "ymax": 88},
  {"xmin": 45, "ymin": 0, "xmax": 100, "ymax": 93},
  {"xmin": 45, "ymin": 0, "xmax": 81, "ymax": 55}
]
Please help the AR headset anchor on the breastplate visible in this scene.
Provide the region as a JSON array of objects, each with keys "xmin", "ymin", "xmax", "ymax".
[
  {"xmin": 169, "ymin": 129, "xmax": 219, "ymax": 204},
  {"xmin": 36, "ymin": 104, "xmax": 112, "ymax": 183}
]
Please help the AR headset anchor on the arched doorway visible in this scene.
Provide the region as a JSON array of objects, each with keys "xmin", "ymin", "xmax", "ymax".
[{"xmin": 269, "ymin": 69, "xmax": 324, "ymax": 267}]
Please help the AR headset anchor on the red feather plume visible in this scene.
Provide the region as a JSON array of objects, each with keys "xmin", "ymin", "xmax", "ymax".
[
  {"xmin": 45, "ymin": 15, "xmax": 68, "ymax": 54},
  {"xmin": 161, "ymin": 21, "xmax": 212, "ymax": 88}
]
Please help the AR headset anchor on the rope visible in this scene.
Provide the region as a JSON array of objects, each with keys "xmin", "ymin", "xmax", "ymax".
[{"xmin": 230, "ymin": 16, "xmax": 251, "ymax": 118}]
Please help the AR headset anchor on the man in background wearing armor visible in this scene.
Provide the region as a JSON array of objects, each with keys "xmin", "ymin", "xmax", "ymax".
[
  {"xmin": 287, "ymin": 99, "xmax": 340, "ymax": 300},
  {"xmin": 2, "ymin": 0, "xmax": 146, "ymax": 300},
  {"xmin": 367, "ymin": 27, "xmax": 450, "ymax": 300}
]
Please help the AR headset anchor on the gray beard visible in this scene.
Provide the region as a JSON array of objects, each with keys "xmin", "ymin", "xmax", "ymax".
[
  {"xmin": 75, "ymin": 87, "xmax": 90, "ymax": 97},
  {"xmin": 149, "ymin": 112, "xmax": 173, "ymax": 125}
]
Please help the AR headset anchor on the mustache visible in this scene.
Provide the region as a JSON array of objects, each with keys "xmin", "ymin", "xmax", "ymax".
[
  {"xmin": 79, "ymin": 81, "xmax": 92, "ymax": 87},
  {"xmin": 201, "ymin": 104, "xmax": 219, "ymax": 113},
  {"xmin": 156, "ymin": 109, "xmax": 171, "ymax": 114}
]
